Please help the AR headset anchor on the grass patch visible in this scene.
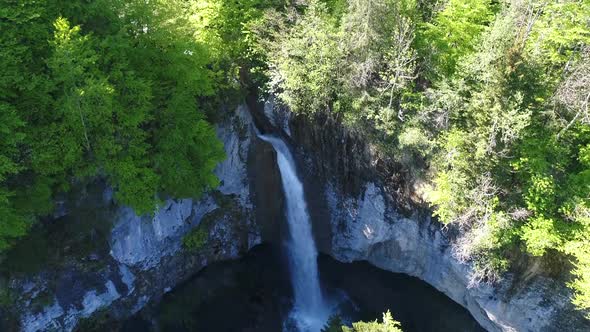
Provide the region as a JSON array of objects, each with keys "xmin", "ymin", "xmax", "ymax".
[{"xmin": 182, "ymin": 227, "xmax": 209, "ymax": 251}]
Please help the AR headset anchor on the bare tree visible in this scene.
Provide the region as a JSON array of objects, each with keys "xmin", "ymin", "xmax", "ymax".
[
  {"xmin": 556, "ymin": 46, "xmax": 590, "ymax": 139},
  {"xmin": 379, "ymin": 11, "xmax": 417, "ymax": 120}
]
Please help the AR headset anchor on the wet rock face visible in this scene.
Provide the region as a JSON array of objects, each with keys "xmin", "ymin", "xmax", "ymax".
[
  {"xmin": 10, "ymin": 104, "xmax": 283, "ymax": 332},
  {"xmin": 261, "ymin": 101, "xmax": 590, "ymax": 332},
  {"xmin": 249, "ymin": 136, "xmax": 286, "ymax": 244},
  {"xmin": 289, "ymin": 111, "xmax": 373, "ymax": 199},
  {"xmin": 263, "ymin": 96, "xmax": 292, "ymax": 138}
]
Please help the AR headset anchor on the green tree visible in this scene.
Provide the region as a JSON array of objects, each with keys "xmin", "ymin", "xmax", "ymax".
[
  {"xmin": 265, "ymin": 0, "xmax": 344, "ymax": 114},
  {"xmin": 322, "ymin": 311, "xmax": 403, "ymax": 332},
  {"xmin": 416, "ymin": 0, "xmax": 498, "ymax": 79},
  {"xmin": 0, "ymin": 0, "xmax": 227, "ymax": 250}
]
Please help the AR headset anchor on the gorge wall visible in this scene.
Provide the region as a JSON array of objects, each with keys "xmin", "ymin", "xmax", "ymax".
[
  {"xmin": 6, "ymin": 105, "xmax": 284, "ymax": 332},
  {"xmin": 260, "ymin": 99, "xmax": 590, "ymax": 332}
]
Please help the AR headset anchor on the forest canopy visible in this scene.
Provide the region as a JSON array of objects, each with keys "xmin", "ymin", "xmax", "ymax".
[
  {"xmin": 0, "ymin": 0, "xmax": 233, "ymax": 251},
  {"xmin": 0, "ymin": 0, "xmax": 291, "ymax": 253}
]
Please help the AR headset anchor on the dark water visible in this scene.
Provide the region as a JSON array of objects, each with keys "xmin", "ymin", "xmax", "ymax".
[
  {"xmin": 319, "ymin": 256, "xmax": 485, "ymax": 332},
  {"xmin": 124, "ymin": 244, "xmax": 484, "ymax": 332}
]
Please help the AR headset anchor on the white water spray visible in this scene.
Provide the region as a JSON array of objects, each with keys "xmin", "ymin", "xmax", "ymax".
[{"xmin": 259, "ymin": 135, "xmax": 328, "ymax": 332}]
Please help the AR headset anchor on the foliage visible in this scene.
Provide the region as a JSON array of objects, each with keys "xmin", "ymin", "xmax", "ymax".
[
  {"xmin": 1, "ymin": 184, "xmax": 115, "ymax": 274},
  {"xmin": 322, "ymin": 311, "xmax": 403, "ymax": 332},
  {"xmin": 0, "ymin": 0, "xmax": 240, "ymax": 251},
  {"xmin": 0, "ymin": 279, "xmax": 15, "ymax": 307},
  {"xmin": 260, "ymin": 0, "xmax": 419, "ymax": 127},
  {"xmin": 265, "ymin": 0, "xmax": 345, "ymax": 114},
  {"xmin": 344, "ymin": 311, "xmax": 403, "ymax": 332},
  {"xmin": 415, "ymin": 0, "xmax": 498, "ymax": 79},
  {"xmin": 188, "ymin": 0, "xmax": 287, "ymax": 97},
  {"xmin": 183, "ymin": 226, "xmax": 209, "ymax": 251}
]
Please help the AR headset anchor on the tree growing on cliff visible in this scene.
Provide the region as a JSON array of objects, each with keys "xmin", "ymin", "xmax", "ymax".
[{"xmin": 322, "ymin": 311, "xmax": 403, "ymax": 332}]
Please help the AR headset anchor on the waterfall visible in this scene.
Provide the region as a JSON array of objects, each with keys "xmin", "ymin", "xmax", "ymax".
[{"xmin": 259, "ymin": 135, "xmax": 328, "ymax": 332}]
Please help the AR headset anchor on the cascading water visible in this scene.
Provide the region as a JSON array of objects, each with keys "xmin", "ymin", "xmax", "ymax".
[{"xmin": 259, "ymin": 135, "xmax": 329, "ymax": 332}]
